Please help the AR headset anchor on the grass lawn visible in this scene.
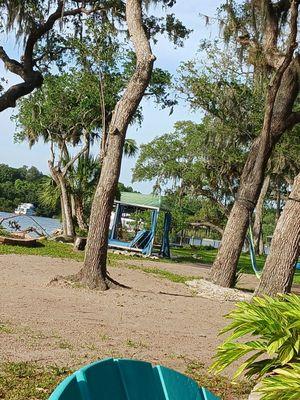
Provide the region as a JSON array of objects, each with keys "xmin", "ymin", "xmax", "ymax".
[
  {"xmin": 170, "ymin": 246, "xmax": 266, "ymax": 271},
  {"xmin": 0, "ymin": 361, "xmax": 252, "ymax": 400},
  {"xmin": 171, "ymin": 246, "xmax": 300, "ymax": 284},
  {"xmin": 0, "ymin": 362, "xmax": 70, "ymax": 400},
  {"xmin": 0, "ymin": 239, "xmax": 299, "ymax": 284},
  {"xmin": 0, "ymin": 240, "xmax": 84, "ymax": 262}
]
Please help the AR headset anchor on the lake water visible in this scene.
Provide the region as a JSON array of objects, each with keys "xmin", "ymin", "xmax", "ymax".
[{"xmin": 0, "ymin": 211, "xmax": 61, "ymax": 237}]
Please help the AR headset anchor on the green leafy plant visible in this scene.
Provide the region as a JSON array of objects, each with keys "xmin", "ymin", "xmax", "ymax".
[
  {"xmin": 211, "ymin": 294, "xmax": 300, "ymax": 400},
  {"xmin": 258, "ymin": 363, "xmax": 300, "ymax": 400}
]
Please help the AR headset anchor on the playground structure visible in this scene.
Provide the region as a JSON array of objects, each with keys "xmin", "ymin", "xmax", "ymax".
[
  {"xmin": 49, "ymin": 358, "xmax": 219, "ymax": 400},
  {"xmin": 108, "ymin": 192, "xmax": 171, "ymax": 258}
]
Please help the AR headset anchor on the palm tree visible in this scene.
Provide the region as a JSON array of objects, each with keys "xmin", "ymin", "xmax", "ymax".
[
  {"xmin": 123, "ymin": 138, "xmax": 138, "ymax": 158},
  {"xmin": 69, "ymin": 139, "xmax": 137, "ymax": 231},
  {"xmin": 40, "ymin": 138, "xmax": 137, "ymax": 235},
  {"xmin": 69, "ymin": 155, "xmax": 100, "ymax": 231}
]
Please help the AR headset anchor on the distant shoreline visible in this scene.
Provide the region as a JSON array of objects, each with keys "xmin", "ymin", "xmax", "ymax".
[{"xmin": 0, "ymin": 211, "xmax": 61, "ymax": 237}]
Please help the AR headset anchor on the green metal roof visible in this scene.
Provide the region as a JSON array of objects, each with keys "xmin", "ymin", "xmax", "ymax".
[{"xmin": 117, "ymin": 192, "xmax": 165, "ymax": 210}]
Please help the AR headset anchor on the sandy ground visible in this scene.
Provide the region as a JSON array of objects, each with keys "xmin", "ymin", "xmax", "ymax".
[{"xmin": 0, "ymin": 254, "xmax": 240, "ymax": 373}]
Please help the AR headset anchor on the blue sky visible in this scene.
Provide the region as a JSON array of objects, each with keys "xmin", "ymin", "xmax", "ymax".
[{"xmin": 0, "ymin": 1, "xmax": 222, "ymax": 193}]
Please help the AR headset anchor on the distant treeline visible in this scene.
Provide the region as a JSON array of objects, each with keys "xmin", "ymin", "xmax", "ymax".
[{"xmin": 0, "ymin": 164, "xmax": 59, "ymax": 217}]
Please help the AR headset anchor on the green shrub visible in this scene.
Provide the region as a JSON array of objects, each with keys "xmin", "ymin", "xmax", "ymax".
[{"xmin": 211, "ymin": 294, "xmax": 300, "ymax": 400}]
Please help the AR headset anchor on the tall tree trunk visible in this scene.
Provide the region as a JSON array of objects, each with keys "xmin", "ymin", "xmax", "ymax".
[
  {"xmin": 258, "ymin": 234, "xmax": 264, "ymax": 257},
  {"xmin": 76, "ymin": 0, "xmax": 155, "ymax": 290},
  {"xmin": 49, "ymin": 165, "xmax": 69, "ymax": 237},
  {"xmin": 210, "ymin": 3, "xmax": 300, "ymax": 287},
  {"xmin": 255, "ymin": 172, "xmax": 300, "ymax": 296},
  {"xmin": 60, "ymin": 197, "xmax": 67, "ymax": 236},
  {"xmin": 70, "ymin": 194, "xmax": 76, "ymax": 220},
  {"xmin": 74, "ymin": 196, "xmax": 87, "ymax": 231},
  {"xmin": 210, "ymin": 200, "xmax": 251, "ymax": 287},
  {"xmin": 58, "ymin": 175, "xmax": 75, "ymax": 238},
  {"xmin": 253, "ymin": 175, "xmax": 270, "ymax": 255}
]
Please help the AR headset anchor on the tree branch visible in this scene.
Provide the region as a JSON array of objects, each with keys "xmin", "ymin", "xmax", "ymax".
[
  {"xmin": 285, "ymin": 109, "xmax": 300, "ymax": 130},
  {"xmin": 190, "ymin": 221, "xmax": 224, "ymax": 235},
  {"xmin": 62, "ymin": 133, "xmax": 89, "ymax": 176},
  {"xmin": 0, "ymin": 76, "xmax": 43, "ymax": 111},
  {"xmin": 0, "ymin": 1, "xmax": 104, "ymax": 112},
  {"xmin": 33, "ymin": 46, "xmax": 73, "ymax": 65},
  {"xmin": 194, "ymin": 186, "xmax": 230, "ymax": 217},
  {"xmin": 0, "ymin": 47, "xmax": 24, "ymax": 77},
  {"xmin": 24, "ymin": 2, "xmax": 104, "ymax": 69},
  {"xmin": 99, "ymin": 71, "xmax": 107, "ymax": 163}
]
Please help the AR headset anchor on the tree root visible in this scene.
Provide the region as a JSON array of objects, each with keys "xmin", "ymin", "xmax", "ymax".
[{"xmin": 48, "ymin": 271, "xmax": 130, "ymax": 291}]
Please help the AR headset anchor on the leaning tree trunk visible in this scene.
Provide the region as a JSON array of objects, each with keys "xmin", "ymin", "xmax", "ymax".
[
  {"xmin": 76, "ymin": 0, "xmax": 155, "ymax": 290},
  {"xmin": 209, "ymin": 122, "xmax": 293, "ymax": 288},
  {"xmin": 255, "ymin": 172, "xmax": 300, "ymax": 296},
  {"xmin": 210, "ymin": 5, "xmax": 300, "ymax": 287},
  {"xmin": 253, "ymin": 175, "xmax": 270, "ymax": 255}
]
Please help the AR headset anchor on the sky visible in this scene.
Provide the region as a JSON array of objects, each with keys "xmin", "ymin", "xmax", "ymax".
[{"xmin": 0, "ymin": 1, "xmax": 222, "ymax": 193}]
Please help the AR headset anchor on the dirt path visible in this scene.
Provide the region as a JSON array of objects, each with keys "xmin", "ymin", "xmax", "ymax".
[{"xmin": 0, "ymin": 254, "xmax": 235, "ymax": 373}]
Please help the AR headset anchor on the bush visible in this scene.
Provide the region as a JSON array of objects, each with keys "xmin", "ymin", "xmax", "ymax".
[{"xmin": 211, "ymin": 294, "xmax": 300, "ymax": 400}]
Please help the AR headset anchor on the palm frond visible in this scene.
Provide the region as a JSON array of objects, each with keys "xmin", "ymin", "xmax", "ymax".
[
  {"xmin": 38, "ymin": 176, "xmax": 60, "ymax": 209},
  {"xmin": 211, "ymin": 294, "xmax": 300, "ymax": 385}
]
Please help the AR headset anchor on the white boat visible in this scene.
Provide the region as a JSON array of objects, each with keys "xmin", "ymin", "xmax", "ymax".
[{"xmin": 14, "ymin": 203, "xmax": 36, "ymax": 216}]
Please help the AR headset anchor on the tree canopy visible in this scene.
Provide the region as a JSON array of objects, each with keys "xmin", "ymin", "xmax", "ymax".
[{"xmin": 0, "ymin": 0, "xmax": 189, "ymax": 111}]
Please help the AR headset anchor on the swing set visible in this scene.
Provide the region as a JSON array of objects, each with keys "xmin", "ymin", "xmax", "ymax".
[{"xmin": 108, "ymin": 192, "xmax": 171, "ymax": 258}]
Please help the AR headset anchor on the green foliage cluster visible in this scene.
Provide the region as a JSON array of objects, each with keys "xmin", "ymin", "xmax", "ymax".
[
  {"xmin": 68, "ymin": 155, "xmax": 101, "ymax": 225},
  {"xmin": 212, "ymin": 295, "xmax": 300, "ymax": 400},
  {"xmin": 134, "ymin": 38, "xmax": 300, "ymax": 245},
  {"xmin": 132, "ymin": 45, "xmax": 266, "ymax": 238},
  {"xmin": 133, "ymin": 120, "xmax": 233, "ymax": 237},
  {"xmin": 35, "ymin": 17, "xmax": 177, "ymax": 120},
  {"xmin": 178, "ymin": 43, "xmax": 265, "ymax": 140},
  {"xmin": 14, "ymin": 72, "xmax": 101, "ymax": 146},
  {"xmin": 0, "ymin": 164, "xmax": 59, "ymax": 216},
  {"xmin": 13, "ymin": 14, "xmax": 176, "ymax": 233}
]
